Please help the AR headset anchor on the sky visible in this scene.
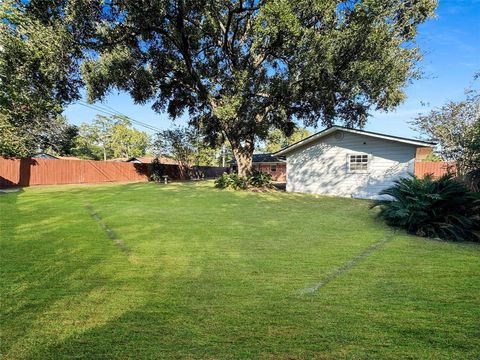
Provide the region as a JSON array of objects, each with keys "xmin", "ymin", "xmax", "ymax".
[{"xmin": 63, "ymin": 0, "xmax": 480, "ymax": 141}]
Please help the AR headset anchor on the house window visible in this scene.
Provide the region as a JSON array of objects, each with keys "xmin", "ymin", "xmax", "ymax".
[
  {"xmin": 270, "ymin": 164, "xmax": 277, "ymax": 172},
  {"xmin": 348, "ymin": 154, "xmax": 369, "ymax": 172}
]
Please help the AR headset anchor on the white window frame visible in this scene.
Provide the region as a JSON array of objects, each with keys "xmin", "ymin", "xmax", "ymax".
[{"xmin": 347, "ymin": 154, "xmax": 369, "ymax": 173}]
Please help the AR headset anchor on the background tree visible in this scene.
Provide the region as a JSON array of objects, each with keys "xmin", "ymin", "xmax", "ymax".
[
  {"xmin": 0, "ymin": 113, "xmax": 78, "ymax": 157},
  {"xmin": 110, "ymin": 117, "xmax": 150, "ymax": 158},
  {"xmin": 154, "ymin": 127, "xmax": 222, "ymax": 166},
  {"xmin": 73, "ymin": 122, "xmax": 105, "ymax": 160},
  {"xmin": 35, "ymin": 115, "xmax": 79, "ymax": 156},
  {"xmin": 2, "ymin": 1, "xmax": 437, "ymax": 176},
  {"xmin": 412, "ymin": 85, "xmax": 480, "ymax": 189},
  {"xmin": 73, "ymin": 115, "xmax": 149, "ymax": 160},
  {"xmin": 262, "ymin": 127, "xmax": 311, "ymax": 153}
]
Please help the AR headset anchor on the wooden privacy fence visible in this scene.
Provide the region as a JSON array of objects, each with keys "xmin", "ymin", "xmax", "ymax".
[
  {"xmin": 193, "ymin": 166, "xmax": 229, "ymax": 178},
  {"xmin": 0, "ymin": 157, "xmax": 229, "ymax": 188},
  {"xmin": 0, "ymin": 157, "xmax": 151, "ymax": 188},
  {"xmin": 414, "ymin": 161, "xmax": 456, "ymax": 179}
]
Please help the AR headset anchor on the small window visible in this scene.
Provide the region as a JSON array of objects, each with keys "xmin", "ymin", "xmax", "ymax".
[
  {"xmin": 270, "ymin": 164, "xmax": 277, "ymax": 172},
  {"xmin": 348, "ymin": 154, "xmax": 369, "ymax": 172}
]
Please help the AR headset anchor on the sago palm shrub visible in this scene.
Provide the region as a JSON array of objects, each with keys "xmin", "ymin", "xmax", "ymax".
[{"xmin": 371, "ymin": 174, "xmax": 480, "ymax": 241}]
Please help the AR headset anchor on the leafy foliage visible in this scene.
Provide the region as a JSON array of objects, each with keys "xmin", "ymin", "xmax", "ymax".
[
  {"xmin": 0, "ymin": 0, "xmax": 88, "ymax": 155},
  {"xmin": 72, "ymin": 115, "xmax": 149, "ymax": 160},
  {"xmin": 262, "ymin": 127, "xmax": 311, "ymax": 153},
  {"xmin": 412, "ymin": 83, "xmax": 480, "ymax": 190},
  {"xmin": 148, "ymin": 158, "xmax": 166, "ymax": 183},
  {"xmin": 67, "ymin": 0, "xmax": 437, "ymax": 175},
  {"xmin": 215, "ymin": 173, "xmax": 249, "ymax": 190},
  {"xmin": 422, "ymin": 152, "xmax": 443, "ymax": 162},
  {"xmin": 372, "ymin": 174, "xmax": 480, "ymax": 242},
  {"xmin": 249, "ymin": 171, "xmax": 273, "ymax": 188},
  {"xmin": 215, "ymin": 171, "xmax": 272, "ymax": 190},
  {"xmin": 2, "ymin": 1, "xmax": 436, "ymax": 173},
  {"xmin": 0, "ymin": 114, "xmax": 78, "ymax": 157},
  {"xmin": 154, "ymin": 127, "xmax": 220, "ymax": 167}
]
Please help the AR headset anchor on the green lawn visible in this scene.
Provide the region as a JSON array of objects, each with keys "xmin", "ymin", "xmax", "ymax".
[{"xmin": 1, "ymin": 182, "xmax": 479, "ymax": 359}]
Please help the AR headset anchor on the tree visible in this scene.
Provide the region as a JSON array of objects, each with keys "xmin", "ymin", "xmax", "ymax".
[
  {"xmin": 3, "ymin": 1, "xmax": 436, "ymax": 176},
  {"xmin": 73, "ymin": 123, "xmax": 105, "ymax": 160},
  {"xmin": 0, "ymin": 0, "xmax": 86, "ymax": 156},
  {"xmin": 0, "ymin": 113, "xmax": 78, "ymax": 157},
  {"xmin": 411, "ymin": 86, "xmax": 480, "ymax": 189},
  {"xmin": 110, "ymin": 117, "xmax": 150, "ymax": 158},
  {"xmin": 73, "ymin": 115, "xmax": 149, "ymax": 160},
  {"xmin": 0, "ymin": 116, "xmax": 32, "ymax": 156},
  {"xmin": 35, "ymin": 115, "xmax": 79, "ymax": 156},
  {"xmin": 263, "ymin": 127, "xmax": 311, "ymax": 153},
  {"xmin": 153, "ymin": 127, "xmax": 222, "ymax": 166}
]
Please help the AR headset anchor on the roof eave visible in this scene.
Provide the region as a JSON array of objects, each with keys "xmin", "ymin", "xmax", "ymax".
[{"xmin": 274, "ymin": 126, "xmax": 436, "ymax": 156}]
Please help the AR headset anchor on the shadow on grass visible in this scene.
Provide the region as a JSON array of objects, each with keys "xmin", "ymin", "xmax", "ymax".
[{"xmin": 0, "ymin": 187, "xmax": 148, "ymax": 358}]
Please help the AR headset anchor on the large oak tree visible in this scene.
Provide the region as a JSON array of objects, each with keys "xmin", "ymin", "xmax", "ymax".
[{"xmin": 2, "ymin": 0, "xmax": 436, "ymax": 175}]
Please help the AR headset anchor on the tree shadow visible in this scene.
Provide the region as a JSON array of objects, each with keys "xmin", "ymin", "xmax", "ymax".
[
  {"xmin": 0, "ymin": 186, "xmax": 143, "ymax": 358},
  {"xmin": 0, "ymin": 175, "xmax": 17, "ymax": 188},
  {"xmin": 0, "ymin": 157, "xmax": 37, "ymax": 188}
]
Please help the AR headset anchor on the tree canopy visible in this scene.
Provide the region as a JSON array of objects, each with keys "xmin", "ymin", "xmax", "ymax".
[
  {"xmin": 262, "ymin": 127, "xmax": 311, "ymax": 153},
  {"xmin": 153, "ymin": 127, "xmax": 222, "ymax": 167},
  {"xmin": 412, "ymin": 83, "xmax": 480, "ymax": 190},
  {"xmin": 1, "ymin": 0, "xmax": 437, "ymax": 174},
  {"xmin": 0, "ymin": 0, "xmax": 84, "ymax": 155},
  {"xmin": 73, "ymin": 115, "xmax": 150, "ymax": 160}
]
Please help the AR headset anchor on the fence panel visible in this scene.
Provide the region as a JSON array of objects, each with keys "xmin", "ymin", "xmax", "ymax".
[
  {"xmin": 0, "ymin": 157, "xmax": 258, "ymax": 188},
  {"xmin": 414, "ymin": 161, "xmax": 455, "ymax": 178},
  {"xmin": 194, "ymin": 166, "xmax": 229, "ymax": 178},
  {"xmin": 0, "ymin": 157, "xmax": 151, "ymax": 188}
]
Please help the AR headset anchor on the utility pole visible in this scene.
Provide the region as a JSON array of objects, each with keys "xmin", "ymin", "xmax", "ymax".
[{"xmin": 222, "ymin": 143, "xmax": 226, "ymax": 167}]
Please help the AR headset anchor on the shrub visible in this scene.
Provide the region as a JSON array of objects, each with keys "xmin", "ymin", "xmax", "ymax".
[
  {"xmin": 248, "ymin": 170, "xmax": 273, "ymax": 188},
  {"xmin": 149, "ymin": 158, "xmax": 165, "ymax": 182},
  {"xmin": 215, "ymin": 170, "xmax": 273, "ymax": 190},
  {"xmin": 371, "ymin": 174, "xmax": 480, "ymax": 242},
  {"xmin": 215, "ymin": 172, "xmax": 248, "ymax": 190}
]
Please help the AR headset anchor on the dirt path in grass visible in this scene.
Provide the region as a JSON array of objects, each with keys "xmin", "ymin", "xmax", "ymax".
[
  {"xmin": 84, "ymin": 204, "xmax": 133, "ymax": 257},
  {"xmin": 299, "ymin": 231, "xmax": 396, "ymax": 294}
]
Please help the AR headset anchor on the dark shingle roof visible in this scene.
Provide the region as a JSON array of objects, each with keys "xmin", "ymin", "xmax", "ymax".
[
  {"xmin": 31, "ymin": 153, "xmax": 58, "ymax": 159},
  {"xmin": 229, "ymin": 153, "xmax": 285, "ymax": 165}
]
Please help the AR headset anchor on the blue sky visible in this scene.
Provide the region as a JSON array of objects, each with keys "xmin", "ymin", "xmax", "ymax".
[{"xmin": 63, "ymin": 0, "xmax": 480, "ymax": 140}]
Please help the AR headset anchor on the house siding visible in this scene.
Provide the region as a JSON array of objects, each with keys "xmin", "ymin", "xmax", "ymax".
[{"xmin": 286, "ymin": 131, "xmax": 418, "ymax": 199}]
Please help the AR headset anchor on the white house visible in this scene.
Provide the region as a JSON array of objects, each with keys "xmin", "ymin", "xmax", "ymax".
[{"xmin": 274, "ymin": 126, "xmax": 435, "ymax": 199}]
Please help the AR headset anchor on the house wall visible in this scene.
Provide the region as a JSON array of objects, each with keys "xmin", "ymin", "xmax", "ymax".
[
  {"xmin": 286, "ymin": 131, "xmax": 419, "ymax": 199},
  {"xmin": 258, "ymin": 163, "xmax": 286, "ymax": 182}
]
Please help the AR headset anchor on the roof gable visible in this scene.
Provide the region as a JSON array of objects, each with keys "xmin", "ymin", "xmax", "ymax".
[{"xmin": 274, "ymin": 126, "xmax": 435, "ymax": 156}]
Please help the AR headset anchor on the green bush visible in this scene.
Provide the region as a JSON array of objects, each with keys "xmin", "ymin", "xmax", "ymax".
[
  {"xmin": 215, "ymin": 172, "xmax": 246, "ymax": 189},
  {"xmin": 215, "ymin": 171, "xmax": 273, "ymax": 190},
  {"xmin": 248, "ymin": 170, "xmax": 273, "ymax": 188},
  {"xmin": 149, "ymin": 158, "xmax": 165, "ymax": 182},
  {"xmin": 371, "ymin": 174, "xmax": 480, "ymax": 242}
]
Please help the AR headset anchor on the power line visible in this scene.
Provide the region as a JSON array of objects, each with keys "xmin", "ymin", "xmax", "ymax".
[
  {"xmin": 90, "ymin": 102, "xmax": 163, "ymax": 133},
  {"xmin": 77, "ymin": 101, "xmax": 163, "ymax": 133}
]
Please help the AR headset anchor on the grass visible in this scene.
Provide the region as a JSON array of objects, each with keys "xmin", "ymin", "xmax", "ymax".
[{"xmin": 1, "ymin": 181, "xmax": 479, "ymax": 359}]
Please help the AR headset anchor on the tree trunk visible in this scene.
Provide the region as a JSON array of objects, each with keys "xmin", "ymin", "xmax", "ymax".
[
  {"xmin": 235, "ymin": 150, "xmax": 253, "ymax": 178},
  {"xmin": 230, "ymin": 138, "xmax": 254, "ymax": 178}
]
